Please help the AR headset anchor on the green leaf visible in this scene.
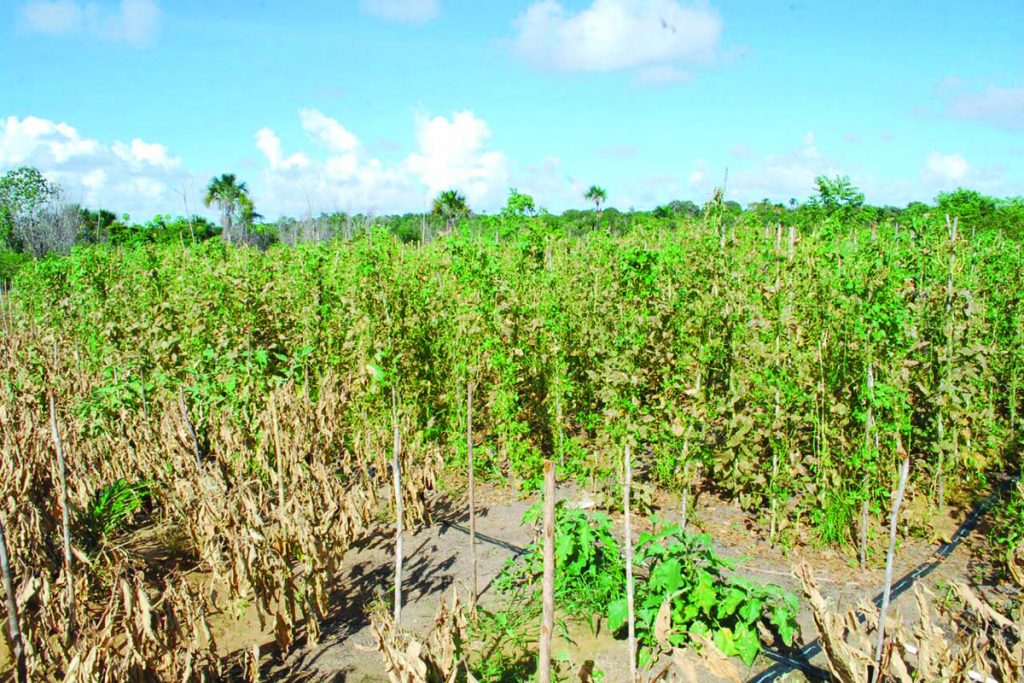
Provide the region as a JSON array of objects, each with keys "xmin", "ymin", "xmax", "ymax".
[
  {"xmin": 716, "ymin": 587, "xmax": 746, "ymax": 619},
  {"xmin": 650, "ymin": 558, "xmax": 683, "ymax": 594},
  {"xmin": 734, "ymin": 622, "xmax": 761, "ymax": 666},
  {"xmin": 692, "ymin": 572, "xmax": 717, "ymax": 615},
  {"xmin": 738, "ymin": 597, "xmax": 762, "ymax": 625},
  {"xmin": 714, "ymin": 627, "xmax": 738, "ymax": 657},
  {"xmin": 770, "ymin": 605, "xmax": 798, "ymax": 646},
  {"xmin": 608, "ymin": 598, "xmax": 628, "ymax": 632}
]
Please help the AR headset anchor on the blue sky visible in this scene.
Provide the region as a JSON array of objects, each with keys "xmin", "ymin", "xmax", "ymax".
[{"xmin": 2, "ymin": 0, "xmax": 1022, "ymax": 220}]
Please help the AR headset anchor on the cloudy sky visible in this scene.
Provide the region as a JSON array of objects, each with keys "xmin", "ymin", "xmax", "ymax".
[{"xmin": 2, "ymin": 0, "xmax": 1022, "ymax": 220}]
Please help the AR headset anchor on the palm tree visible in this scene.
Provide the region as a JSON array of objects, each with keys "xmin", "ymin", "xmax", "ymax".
[
  {"xmin": 203, "ymin": 173, "xmax": 249, "ymax": 243},
  {"xmin": 584, "ymin": 185, "xmax": 607, "ymax": 216},
  {"xmin": 432, "ymin": 189, "xmax": 469, "ymax": 236}
]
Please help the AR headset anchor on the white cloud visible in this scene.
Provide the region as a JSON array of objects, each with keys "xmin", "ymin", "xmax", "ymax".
[
  {"xmin": 299, "ymin": 108, "xmax": 358, "ymax": 153},
  {"xmin": 945, "ymin": 85, "xmax": 1024, "ymax": 131},
  {"xmin": 921, "ymin": 152, "xmax": 969, "ymax": 186},
  {"xmin": 255, "ymin": 128, "xmax": 309, "ymax": 170},
  {"xmin": 0, "ymin": 115, "xmax": 188, "ymax": 218},
  {"xmin": 253, "ymin": 109, "xmax": 508, "ymax": 216},
  {"xmin": 512, "ymin": 0, "xmax": 721, "ymax": 81},
  {"xmin": 403, "ymin": 111, "xmax": 508, "ymax": 206},
  {"xmin": 19, "ymin": 0, "xmax": 82, "ymax": 35},
  {"xmin": 359, "ymin": 0, "xmax": 438, "ymax": 23},
  {"xmin": 111, "ymin": 138, "xmax": 179, "ymax": 169},
  {"xmin": 18, "ymin": 0, "xmax": 161, "ymax": 46}
]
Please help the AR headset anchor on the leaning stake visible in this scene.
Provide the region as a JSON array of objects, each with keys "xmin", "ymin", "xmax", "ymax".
[
  {"xmin": 873, "ymin": 456, "xmax": 910, "ymax": 683},
  {"xmin": 624, "ymin": 444, "xmax": 637, "ymax": 682},
  {"xmin": 0, "ymin": 513, "xmax": 26, "ymax": 682},
  {"xmin": 539, "ymin": 460, "xmax": 556, "ymax": 683},
  {"xmin": 50, "ymin": 395, "xmax": 75, "ymax": 643}
]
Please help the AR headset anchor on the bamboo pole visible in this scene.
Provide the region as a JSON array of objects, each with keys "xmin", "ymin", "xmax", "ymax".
[
  {"xmin": 49, "ymin": 395, "xmax": 75, "ymax": 643},
  {"xmin": 539, "ymin": 460, "xmax": 555, "ymax": 683},
  {"xmin": 624, "ymin": 444, "xmax": 637, "ymax": 682},
  {"xmin": 0, "ymin": 513, "xmax": 26, "ymax": 682},
  {"xmin": 467, "ymin": 380, "xmax": 478, "ymax": 608},
  {"xmin": 391, "ymin": 386, "xmax": 404, "ymax": 626},
  {"xmin": 872, "ymin": 457, "xmax": 910, "ymax": 683}
]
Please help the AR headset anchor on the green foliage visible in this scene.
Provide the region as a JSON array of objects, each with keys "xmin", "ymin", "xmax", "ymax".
[
  {"xmin": 78, "ymin": 478, "xmax": 154, "ymax": 551},
  {"xmin": 936, "ymin": 188, "xmax": 997, "ymax": 232},
  {"xmin": 607, "ymin": 523, "xmax": 798, "ymax": 667},
  {"xmin": 0, "ymin": 166, "xmax": 61, "ymax": 250},
  {"xmin": 503, "ymin": 187, "xmax": 536, "ymax": 218},
  {"xmin": 432, "ymin": 189, "xmax": 470, "ymax": 234},
  {"xmin": 204, "ymin": 173, "xmax": 253, "ymax": 242},
  {"xmin": 584, "ymin": 185, "xmax": 608, "ymax": 224},
  {"xmin": 6, "ymin": 197, "xmax": 1022, "ymax": 562},
  {"xmin": 991, "ymin": 482, "xmax": 1024, "ymax": 566},
  {"xmin": 496, "ymin": 503, "xmax": 624, "ymax": 620},
  {"xmin": 0, "ymin": 249, "xmax": 31, "ymax": 284}
]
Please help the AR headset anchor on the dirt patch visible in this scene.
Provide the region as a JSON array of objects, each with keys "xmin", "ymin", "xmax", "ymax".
[{"xmin": 242, "ymin": 481, "xmax": 992, "ymax": 682}]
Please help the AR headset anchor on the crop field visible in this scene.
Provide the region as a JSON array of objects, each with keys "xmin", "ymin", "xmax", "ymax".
[{"xmin": 1, "ymin": 196, "xmax": 1023, "ymax": 682}]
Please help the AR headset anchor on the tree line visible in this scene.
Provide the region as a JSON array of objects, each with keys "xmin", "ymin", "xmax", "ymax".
[{"xmin": 2, "ymin": 165, "xmax": 1022, "ymax": 284}]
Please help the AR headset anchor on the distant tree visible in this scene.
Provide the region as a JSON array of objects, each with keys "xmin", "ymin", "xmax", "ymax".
[
  {"xmin": 432, "ymin": 189, "xmax": 469, "ymax": 235},
  {"xmin": 503, "ymin": 187, "xmax": 536, "ymax": 217},
  {"xmin": 203, "ymin": 173, "xmax": 252, "ymax": 243},
  {"xmin": 935, "ymin": 188, "xmax": 996, "ymax": 232},
  {"xmin": 813, "ymin": 175, "xmax": 864, "ymax": 219},
  {"xmin": 0, "ymin": 166, "xmax": 60, "ymax": 250},
  {"xmin": 78, "ymin": 208, "xmax": 120, "ymax": 243},
  {"xmin": 584, "ymin": 185, "xmax": 607, "ymax": 216}
]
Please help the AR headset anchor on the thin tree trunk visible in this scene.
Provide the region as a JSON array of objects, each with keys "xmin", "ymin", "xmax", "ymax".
[
  {"xmin": 49, "ymin": 395, "xmax": 74, "ymax": 643},
  {"xmin": 0, "ymin": 513, "xmax": 26, "ymax": 683},
  {"xmin": 467, "ymin": 381, "xmax": 478, "ymax": 608},
  {"xmin": 391, "ymin": 386, "xmax": 404, "ymax": 627},
  {"xmin": 873, "ymin": 457, "xmax": 911, "ymax": 683},
  {"xmin": 624, "ymin": 445, "xmax": 637, "ymax": 682},
  {"xmin": 539, "ymin": 460, "xmax": 555, "ymax": 683}
]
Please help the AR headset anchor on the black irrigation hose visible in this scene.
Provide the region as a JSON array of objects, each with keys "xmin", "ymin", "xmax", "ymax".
[
  {"xmin": 749, "ymin": 478, "xmax": 1015, "ymax": 683},
  {"xmin": 439, "ymin": 479, "xmax": 1011, "ymax": 683},
  {"xmin": 439, "ymin": 519, "xmax": 528, "ymax": 557}
]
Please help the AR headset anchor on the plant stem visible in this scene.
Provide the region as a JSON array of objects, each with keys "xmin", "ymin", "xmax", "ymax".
[
  {"xmin": 873, "ymin": 457, "xmax": 910, "ymax": 683},
  {"xmin": 49, "ymin": 394, "xmax": 74, "ymax": 644},
  {"xmin": 0, "ymin": 513, "xmax": 26, "ymax": 683},
  {"xmin": 624, "ymin": 444, "xmax": 637, "ymax": 683},
  {"xmin": 269, "ymin": 393, "xmax": 285, "ymax": 513},
  {"xmin": 179, "ymin": 387, "xmax": 202, "ymax": 469},
  {"xmin": 392, "ymin": 385, "xmax": 403, "ymax": 627},
  {"xmin": 467, "ymin": 380, "xmax": 478, "ymax": 608},
  {"xmin": 539, "ymin": 459, "xmax": 555, "ymax": 683}
]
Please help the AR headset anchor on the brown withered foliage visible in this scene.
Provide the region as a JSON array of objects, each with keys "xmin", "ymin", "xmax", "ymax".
[
  {"xmin": 0, "ymin": 320, "xmax": 443, "ymax": 680},
  {"xmin": 797, "ymin": 562, "xmax": 1024, "ymax": 683},
  {"xmin": 371, "ymin": 590, "xmax": 471, "ymax": 683}
]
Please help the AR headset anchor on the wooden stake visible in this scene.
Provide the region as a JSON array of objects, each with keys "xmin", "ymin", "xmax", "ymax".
[
  {"xmin": 391, "ymin": 386, "xmax": 404, "ymax": 627},
  {"xmin": 49, "ymin": 395, "xmax": 75, "ymax": 643},
  {"xmin": 873, "ymin": 457, "xmax": 910, "ymax": 683},
  {"xmin": 539, "ymin": 460, "xmax": 555, "ymax": 683},
  {"xmin": 467, "ymin": 381, "xmax": 478, "ymax": 608},
  {"xmin": 0, "ymin": 513, "xmax": 26, "ymax": 682},
  {"xmin": 624, "ymin": 444, "xmax": 637, "ymax": 683},
  {"xmin": 269, "ymin": 393, "xmax": 285, "ymax": 513},
  {"xmin": 179, "ymin": 387, "xmax": 202, "ymax": 469}
]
